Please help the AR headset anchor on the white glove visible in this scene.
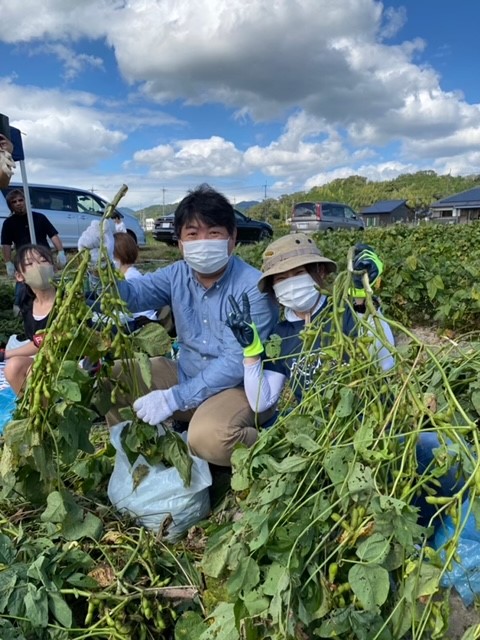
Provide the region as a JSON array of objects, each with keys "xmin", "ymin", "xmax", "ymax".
[
  {"xmin": 57, "ymin": 250, "xmax": 67, "ymax": 267},
  {"xmin": 133, "ymin": 388, "xmax": 178, "ymax": 426},
  {"xmin": 5, "ymin": 261, "xmax": 15, "ymax": 277},
  {"xmin": 0, "ymin": 150, "xmax": 15, "ymax": 179},
  {"xmin": 77, "ymin": 220, "xmax": 114, "ymax": 260}
]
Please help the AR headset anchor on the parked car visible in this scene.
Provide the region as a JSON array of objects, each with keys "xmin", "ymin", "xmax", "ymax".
[
  {"xmin": 290, "ymin": 201, "xmax": 364, "ymax": 233},
  {"xmin": 153, "ymin": 209, "xmax": 273, "ymax": 245},
  {"xmin": 0, "ymin": 183, "xmax": 146, "ymax": 248}
]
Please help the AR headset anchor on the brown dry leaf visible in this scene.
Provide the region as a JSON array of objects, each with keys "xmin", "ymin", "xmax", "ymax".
[
  {"xmin": 101, "ymin": 531, "xmax": 125, "ymax": 545},
  {"xmin": 88, "ymin": 562, "xmax": 116, "ymax": 588},
  {"xmin": 423, "ymin": 392, "xmax": 437, "ymax": 413}
]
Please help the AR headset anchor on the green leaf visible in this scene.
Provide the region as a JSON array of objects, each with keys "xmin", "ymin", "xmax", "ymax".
[
  {"xmin": 348, "ymin": 564, "xmax": 389, "ymax": 610},
  {"xmin": 324, "ymin": 447, "xmax": 355, "ymax": 493},
  {"xmin": 132, "ymin": 323, "xmax": 172, "ymax": 357},
  {"xmin": 356, "ymin": 533, "xmax": 390, "ymax": 564},
  {"xmin": 268, "ymin": 454, "xmax": 308, "ymax": 474},
  {"xmin": 285, "ymin": 431, "xmax": 321, "ymax": 453},
  {"xmin": 242, "ymin": 589, "xmax": 269, "ymax": 616},
  {"xmin": 335, "ymin": 387, "xmax": 354, "ymax": 417},
  {"xmin": 0, "ymin": 533, "xmax": 16, "ymax": 565},
  {"xmin": 200, "ymin": 602, "xmax": 239, "ymax": 640},
  {"xmin": 62, "ymin": 512, "xmax": 103, "ymax": 541},
  {"xmin": 24, "ymin": 584, "xmax": 49, "ymax": 628},
  {"xmin": 175, "ymin": 610, "xmax": 208, "ymax": 640},
  {"xmin": 27, "ymin": 556, "xmax": 53, "ymax": 589},
  {"xmin": 41, "ymin": 491, "xmax": 68, "ymax": 524},
  {"xmin": 66, "ymin": 573, "xmax": 99, "ymax": 589},
  {"xmin": 202, "ymin": 533, "xmax": 234, "ymax": 578},
  {"xmin": 404, "ymin": 562, "xmax": 442, "ymax": 602},
  {"xmin": 471, "ymin": 389, "xmax": 480, "ymax": 416},
  {"xmin": 0, "ymin": 569, "xmax": 18, "ymax": 613},
  {"xmin": 48, "ymin": 592, "xmax": 73, "ymax": 628},
  {"xmin": 135, "ymin": 351, "xmax": 153, "ymax": 388},
  {"xmin": 227, "ymin": 557, "xmax": 260, "ymax": 597},
  {"xmin": 316, "ymin": 607, "xmax": 352, "ymax": 637},
  {"xmin": 160, "ymin": 431, "xmax": 193, "ymax": 486},
  {"xmin": 263, "ymin": 563, "xmax": 289, "ymax": 597},
  {"xmin": 54, "ymin": 379, "xmax": 82, "ymax": 402},
  {"xmin": 460, "ymin": 626, "xmax": 480, "ymax": 640},
  {"xmin": 353, "ymin": 418, "xmax": 374, "ymax": 454},
  {"xmin": 347, "ymin": 462, "xmax": 374, "ymax": 495}
]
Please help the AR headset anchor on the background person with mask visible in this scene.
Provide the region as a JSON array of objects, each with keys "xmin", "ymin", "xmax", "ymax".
[
  {"xmin": 1, "ymin": 244, "xmax": 57, "ymax": 394},
  {"xmin": 2, "ymin": 189, "xmax": 67, "ymax": 316},
  {"xmin": 78, "ymin": 183, "xmax": 278, "ymax": 467}
]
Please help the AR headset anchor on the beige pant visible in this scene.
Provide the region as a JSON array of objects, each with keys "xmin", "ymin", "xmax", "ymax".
[{"xmin": 106, "ymin": 356, "xmax": 274, "ymax": 467}]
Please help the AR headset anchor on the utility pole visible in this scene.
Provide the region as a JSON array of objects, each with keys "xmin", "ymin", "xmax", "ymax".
[
  {"xmin": 162, "ymin": 188, "xmax": 166, "ymax": 216},
  {"xmin": 263, "ymin": 183, "xmax": 268, "ymax": 200}
]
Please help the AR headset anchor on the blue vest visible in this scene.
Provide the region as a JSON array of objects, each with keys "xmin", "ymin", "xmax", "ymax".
[{"xmin": 263, "ymin": 298, "xmax": 358, "ymax": 402}]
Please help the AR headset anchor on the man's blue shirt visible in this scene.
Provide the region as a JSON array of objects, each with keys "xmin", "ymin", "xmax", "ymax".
[{"xmin": 117, "ymin": 255, "xmax": 278, "ymax": 410}]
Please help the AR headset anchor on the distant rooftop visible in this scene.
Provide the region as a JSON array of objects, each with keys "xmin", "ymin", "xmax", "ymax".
[
  {"xmin": 431, "ymin": 187, "xmax": 480, "ymax": 208},
  {"xmin": 361, "ymin": 199, "xmax": 407, "ymax": 214}
]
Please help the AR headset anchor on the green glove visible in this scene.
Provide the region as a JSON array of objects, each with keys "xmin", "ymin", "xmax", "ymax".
[
  {"xmin": 350, "ymin": 244, "xmax": 384, "ymax": 298},
  {"xmin": 226, "ymin": 293, "xmax": 264, "ymax": 357}
]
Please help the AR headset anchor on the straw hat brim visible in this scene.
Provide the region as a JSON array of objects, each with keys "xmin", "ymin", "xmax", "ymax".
[{"xmin": 258, "ymin": 253, "xmax": 337, "ymax": 293}]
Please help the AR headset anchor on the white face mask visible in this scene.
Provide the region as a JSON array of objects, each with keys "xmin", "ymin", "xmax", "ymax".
[
  {"xmin": 273, "ymin": 273, "xmax": 320, "ymax": 312},
  {"xmin": 23, "ymin": 263, "xmax": 55, "ymax": 290},
  {"xmin": 181, "ymin": 239, "xmax": 230, "ymax": 275}
]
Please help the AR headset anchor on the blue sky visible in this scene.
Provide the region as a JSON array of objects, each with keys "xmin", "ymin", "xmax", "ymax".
[{"xmin": 1, "ymin": 0, "xmax": 480, "ymax": 210}]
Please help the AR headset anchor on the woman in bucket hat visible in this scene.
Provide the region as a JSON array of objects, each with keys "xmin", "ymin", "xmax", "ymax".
[
  {"xmin": 227, "ymin": 235, "xmax": 462, "ymax": 527},
  {"xmin": 226, "ymin": 233, "xmax": 394, "ymax": 415}
]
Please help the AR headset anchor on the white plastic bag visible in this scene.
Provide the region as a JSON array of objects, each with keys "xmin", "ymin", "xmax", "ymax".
[
  {"xmin": 107, "ymin": 422, "xmax": 212, "ymax": 541},
  {"xmin": 6, "ymin": 334, "xmax": 31, "ymax": 351}
]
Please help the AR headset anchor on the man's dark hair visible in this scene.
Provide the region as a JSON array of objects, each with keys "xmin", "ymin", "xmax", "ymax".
[
  {"xmin": 174, "ymin": 184, "xmax": 236, "ymax": 238},
  {"xmin": 6, "ymin": 189, "xmax": 25, "ymax": 211}
]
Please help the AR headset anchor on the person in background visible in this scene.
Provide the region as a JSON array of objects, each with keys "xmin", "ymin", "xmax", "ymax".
[
  {"xmin": 2, "ymin": 189, "xmax": 66, "ymax": 317},
  {"xmin": 112, "ymin": 212, "xmax": 127, "ymax": 234},
  {"xmin": 2, "ymin": 189, "xmax": 67, "ymax": 275},
  {"xmin": 78, "ymin": 183, "xmax": 278, "ymax": 467},
  {"xmin": 0, "ymin": 134, "xmax": 15, "ymax": 189},
  {"xmin": 1, "ymin": 245, "xmax": 57, "ymax": 394},
  {"xmin": 113, "ymin": 232, "xmax": 161, "ymax": 330}
]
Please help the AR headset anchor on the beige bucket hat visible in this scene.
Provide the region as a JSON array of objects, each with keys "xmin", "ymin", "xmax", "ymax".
[{"xmin": 258, "ymin": 233, "xmax": 337, "ymax": 293}]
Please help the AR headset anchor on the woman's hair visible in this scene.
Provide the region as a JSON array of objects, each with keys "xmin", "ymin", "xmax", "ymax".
[
  {"xmin": 13, "ymin": 244, "xmax": 54, "ymax": 273},
  {"xmin": 113, "ymin": 232, "xmax": 138, "ymax": 265}
]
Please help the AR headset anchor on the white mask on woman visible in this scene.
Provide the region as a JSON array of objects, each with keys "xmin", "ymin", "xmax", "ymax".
[
  {"xmin": 181, "ymin": 239, "xmax": 230, "ymax": 275},
  {"xmin": 273, "ymin": 273, "xmax": 320, "ymax": 312},
  {"xmin": 23, "ymin": 264, "xmax": 55, "ymax": 290}
]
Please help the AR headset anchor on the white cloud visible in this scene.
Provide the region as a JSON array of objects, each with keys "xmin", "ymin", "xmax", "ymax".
[
  {"xmin": 133, "ymin": 136, "xmax": 245, "ymax": 178},
  {"xmin": 1, "ymin": 0, "xmax": 480, "ymax": 206},
  {"xmin": 34, "ymin": 43, "xmax": 104, "ymax": 80}
]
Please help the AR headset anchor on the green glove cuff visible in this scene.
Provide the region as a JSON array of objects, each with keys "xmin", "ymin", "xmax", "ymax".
[{"xmin": 243, "ymin": 323, "xmax": 264, "ymax": 357}]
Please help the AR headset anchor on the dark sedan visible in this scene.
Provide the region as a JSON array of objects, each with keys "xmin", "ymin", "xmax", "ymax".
[{"xmin": 153, "ymin": 209, "xmax": 273, "ymax": 245}]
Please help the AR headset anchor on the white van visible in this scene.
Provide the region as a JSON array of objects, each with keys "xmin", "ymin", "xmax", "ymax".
[{"xmin": 0, "ymin": 183, "xmax": 145, "ymax": 248}]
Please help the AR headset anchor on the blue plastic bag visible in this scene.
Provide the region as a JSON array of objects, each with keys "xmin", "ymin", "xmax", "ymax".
[
  {"xmin": 433, "ymin": 498, "xmax": 480, "ymax": 606},
  {"xmin": 0, "ymin": 386, "xmax": 17, "ymax": 435}
]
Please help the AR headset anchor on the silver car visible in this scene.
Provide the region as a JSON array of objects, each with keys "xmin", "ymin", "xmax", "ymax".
[
  {"xmin": 0, "ymin": 183, "xmax": 145, "ymax": 248},
  {"xmin": 290, "ymin": 201, "xmax": 364, "ymax": 233}
]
